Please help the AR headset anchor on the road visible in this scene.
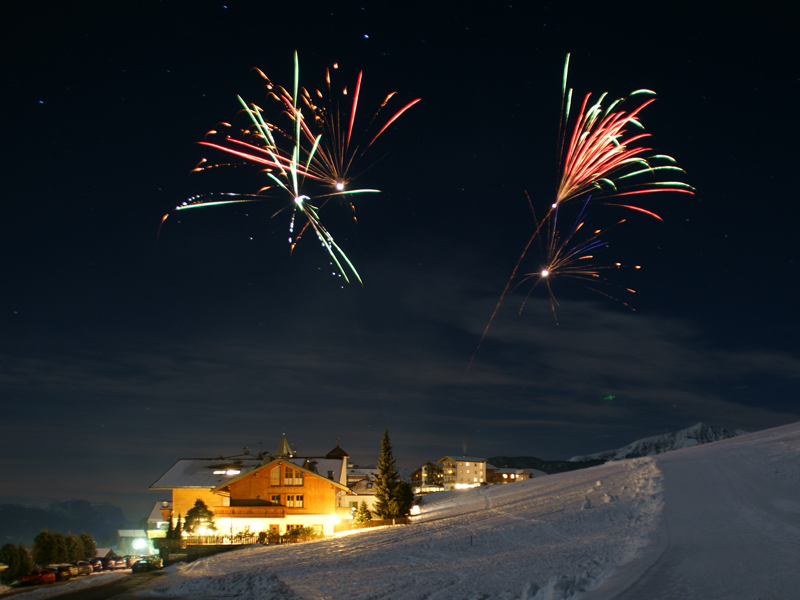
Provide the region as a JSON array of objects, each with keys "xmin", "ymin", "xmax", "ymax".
[{"xmin": 1, "ymin": 571, "xmax": 168, "ymax": 600}]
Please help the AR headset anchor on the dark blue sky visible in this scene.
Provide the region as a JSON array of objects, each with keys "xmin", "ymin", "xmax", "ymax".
[{"xmin": 2, "ymin": 1, "xmax": 798, "ymax": 522}]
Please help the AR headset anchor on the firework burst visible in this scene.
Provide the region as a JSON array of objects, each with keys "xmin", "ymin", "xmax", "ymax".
[
  {"xmin": 161, "ymin": 52, "xmax": 416, "ymax": 284},
  {"xmin": 469, "ymin": 55, "xmax": 695, "ymax": 368}
]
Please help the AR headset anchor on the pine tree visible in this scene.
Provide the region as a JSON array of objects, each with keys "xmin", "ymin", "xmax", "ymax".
[
  {"xmin": 395, "ymin": 480, "xmax": 415, "ymax": 516},
  {"xmin": 184, "ymin": 500, "xmax": 217, "ymax": 534},
  {"xmin": 53, "ymin": 533, "xmax": 67, "ymax": 563},
  {"xmin": 79, "ymin": 533, "xmax": 96, "ymax": 559},
  {"xmin": 166, "ymin": 516, "xmax": 175, "ymax": 540},
  {"xmin": 175, "ymin": 515, "xmax": 183, "ymax": 538},
  {"xmin": 354, "ymin": 501, "xmax": 373, "ymax": 523},
  {"xmin": 32, "ymin": 530, "xmax": 56, "ymax": 566},
  {"xmin": 66, "ymin": 533, "xmax": 84, "ymax": 562},
  {"xmin": 373, "ymin": 429, "xmax": 400, "ymax": 519},
  {"xmin": 0, "ymin": 543, "xmax": 20, "ymax": 584},
  {"xmin": 17, "ymin": 544, "xmax": 33, "ymax": 576}
]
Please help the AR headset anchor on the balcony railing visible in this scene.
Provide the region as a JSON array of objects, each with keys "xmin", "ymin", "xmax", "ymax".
[{"xmin": 214, "ymin": 506, "xmax": 286, "ymax": 518}]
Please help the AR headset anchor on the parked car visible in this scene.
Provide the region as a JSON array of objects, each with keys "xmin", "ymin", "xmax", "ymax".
[
  {"xmin": 46, "ymin": 565, "xmax": 72, "ymax": 581},
  {"xmin": 124, "ymin": 555, "xmax": 143, "ymax": 568},
  {"xmin": 131, "ymin": 557, "xmax": 162, "ymax": 573},
  {"xmin": 74, "ymin": 561, "xmax": 93, "ymax": 575},
  {"xmin": 114, "ymin": 558, "xmax": 128, "ymax": 570},
  {"xmin": 19, "ymin": 569, "xmax": 56, "ymax": 585},
  {"xmin": 58, "ymin": 564, "xmax": 79, "ymax": 577},
  {"xmin": 88, "ymin": 557, "xmax": 104, "ymax": 571},
  {"xmin": 100, "ymin": 557, "xmax": 117, "ymax": 571}
]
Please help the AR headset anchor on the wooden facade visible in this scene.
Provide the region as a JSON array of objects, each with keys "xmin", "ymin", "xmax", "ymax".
[{"xmin": 210, "ymin": 459, "xmax": 350, "ymax": 535}]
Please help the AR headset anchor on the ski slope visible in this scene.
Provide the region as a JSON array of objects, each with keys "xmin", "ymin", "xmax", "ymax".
[{"xmin": 140, "ymin": 422, "xmax": 799, "ymax": 599}]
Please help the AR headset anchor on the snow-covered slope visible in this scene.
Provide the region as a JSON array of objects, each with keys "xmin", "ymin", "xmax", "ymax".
[
  {"xmin": 144, "ymin": 457, "xmax": 665, "ymax": 599},
  {"xmin": 569, "ymin": 422, "xmax": 745, "ymax": 462},
  {"xmin": 135, "ymin": 422, "xmax": 799, "ymax": 600}
]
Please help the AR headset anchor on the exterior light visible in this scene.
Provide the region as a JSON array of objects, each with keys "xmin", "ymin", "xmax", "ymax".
[{"xmin": 132, "ymin": 539, "xmax": 147, "ymax": 550}]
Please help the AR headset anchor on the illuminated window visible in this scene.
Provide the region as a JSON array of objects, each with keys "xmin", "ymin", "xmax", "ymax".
[
  {"xmin": 284, "ymin": 466, "xmax": 293, "ymax": 485},
  {"xmin": 503, "ymin": 473, "xmax": 508, "ymax": 478},
  {"xmin": 271, "ymin": 468, "xmax": 280, "ymax": 486},
  {"xmin": 466, "ymin": 462, "xmax": 470, "ymax": 466},
  {"xmin": 474, "ymin": 477, "xmax": 478, "ymax": 482},
  {"xmin": 294, "ymin": 470, "xmax": 304, "ymax": 486},
  {"xmin": 296, "ymin": 495, "xmax": 304, "ymax": 508},
  {"xmin": 271, "ymin": 494, "xmax": 281, "ymax": 505},
  {"xmin": 287, "ymin": 495, "xmax": 295, "ymax": 507},
  {"xmin": 212, "ymin": 469, "xmax": 241, "ymax": 475},
  {"xmin": 511, "ymin": 474, "xmax": 515, "ymax": 479}
]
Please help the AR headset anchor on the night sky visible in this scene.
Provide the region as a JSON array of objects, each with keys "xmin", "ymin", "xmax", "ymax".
[{"xmin": 2, "ymin": 2, "xmax": 798, "ymax": 521}]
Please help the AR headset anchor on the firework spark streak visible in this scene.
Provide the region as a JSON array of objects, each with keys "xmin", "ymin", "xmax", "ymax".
[
  {"xmin": 468, "ymin": 55, "xmax": 695, "ymax": 370},
  {"xmin": 160, "ymin": 52, "xmax": 417, "ymax": 284},
  {"xmin": 515, "ymin": 200, "xmax": 632, "ymax": 324}
]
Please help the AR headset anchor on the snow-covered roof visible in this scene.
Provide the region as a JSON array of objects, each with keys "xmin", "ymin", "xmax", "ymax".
[
  {"xmin": 147, "ymin": 500, "xmax": 172, "ymax": 522},
  {"xmin": 349, "ymin": 479, "xmax": 377, "ymax": 495},
  {"xmin": 438, "ymin": 455, "xmax": 487, "ymax": 464},
  {"xmin": 150, "ymin": 457, "xmax": 265, "ymax": 489},
  {"xmin": 288, "ymin": 457, "xmax": 347, "ymax": 485},
  {"xmin": 348, "ymin": 468, "xmax": 379, "ymax": 478},
  {"xmin": 118, "ymin": 529, "xmax": 146, "ymax": 538}
]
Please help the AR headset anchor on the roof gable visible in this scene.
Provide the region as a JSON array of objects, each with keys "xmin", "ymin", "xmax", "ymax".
[{"xmin": 212, "ymin": 458, "xmax": 350, "ymax": 494}]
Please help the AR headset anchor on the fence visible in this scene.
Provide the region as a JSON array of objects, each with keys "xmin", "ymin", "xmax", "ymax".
[
  {"xmin": 156, "ymin": 530, "xmax": 330, "ymax": 551},
  {"xmin": 334, "ymin": 516, "xmax": 409, "ymax": 533}
]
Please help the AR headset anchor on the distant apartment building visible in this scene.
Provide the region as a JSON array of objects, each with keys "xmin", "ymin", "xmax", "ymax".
[
  {"xmin": 410, "ymin": 461, "xmax": 444, "ymax": 493},
  {"xmin": 438, "ymin": 456, "xmax": 487, "ymax": 490},
  {"xmin": 486, "ymin": 467, "xmax": 532, "ymax": 485}
]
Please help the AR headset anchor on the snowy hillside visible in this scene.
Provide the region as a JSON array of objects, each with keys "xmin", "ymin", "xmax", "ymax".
[
  {"xmin": 135, "ymin": 421, "xmax": 799, "ymax": 600},
  {"xmin": 146, "ymin": 458, "xmax": 663, "ymax": 599},
  {"xmin": 568, "ymin": 422, "xmax": 745, "ymax": 462}
]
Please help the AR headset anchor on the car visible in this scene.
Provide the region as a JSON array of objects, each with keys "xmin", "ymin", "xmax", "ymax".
[
  {"xmin": 74, "ymin": 561, "xmax": 93, "ymax": 575},
  {"xmin": 100, "ymin": 557, "xmax": 117, "ymax": 570},
  {"xmin": 131, "ymin": 558, "xmax": 162, "ymax": 573},
  {"xmin": 58, "ymin": 564, "xmax": 79, "ymax": 577},
  {"xmin": 19, "ymin": 569, "xmax": 56, "ymax": 586},
  {"xmin": 46, "ymin": 565, "xmax": 72, "ymax": 581},
  {"xmin": 88, "ymin": 557, "xmax": 104, "ymax": 571},
  {"xmin": 124, "ymin": 555, "xmax": 143, "ymax": 568},
  {"xmin": 114, "ymin": 558, "xmax": 128, "ymax": 570}
]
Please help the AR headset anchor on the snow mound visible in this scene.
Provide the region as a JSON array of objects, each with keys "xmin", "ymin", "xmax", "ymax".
[{"xmin": 150, "ymin": 569, "xmax": 297, "ymax": 599}]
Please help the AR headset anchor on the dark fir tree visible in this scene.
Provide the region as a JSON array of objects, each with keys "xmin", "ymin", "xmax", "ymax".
[
  {"xmin": 53, "ymin": 533, "xmax": 67, "ymax": 563},
  {"xmin": 175, "ymin": 515, "xmax": 183, "ymax": 538},
  {"xmin": 395, "ymin": 480, "xmax": 415, "ymax": 517},
  {"xmin": 32, "ymin": 530, "xmax": 56, "ymax": 566},
  {"xmin": 17, "ymin": 544, "xmax": 33, "ymax": 575},
  {"xmin": 166, "ymin": 516, "xmax": 175, "ymax": 540},
  {"xmin": 373, "ymin": 429, "xmax": 401, "ymax": 519},
  {"xmin": 80, "ymin": 533, "xmax": 96, "ymax": 559},
  {"xmin": 66, "ymin": 534, "xmax": 84, "ymax": 562},
  {"xmin": 184, "ymin": 500, "xmax": 217, "ymax": 534},
  {"xmin": 354, "ymin": 501, "xmax": 373, "ymax": 523},
  {"xmin": 0, "ymin": 543, "xmax": 20, "ymax": 584}
]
